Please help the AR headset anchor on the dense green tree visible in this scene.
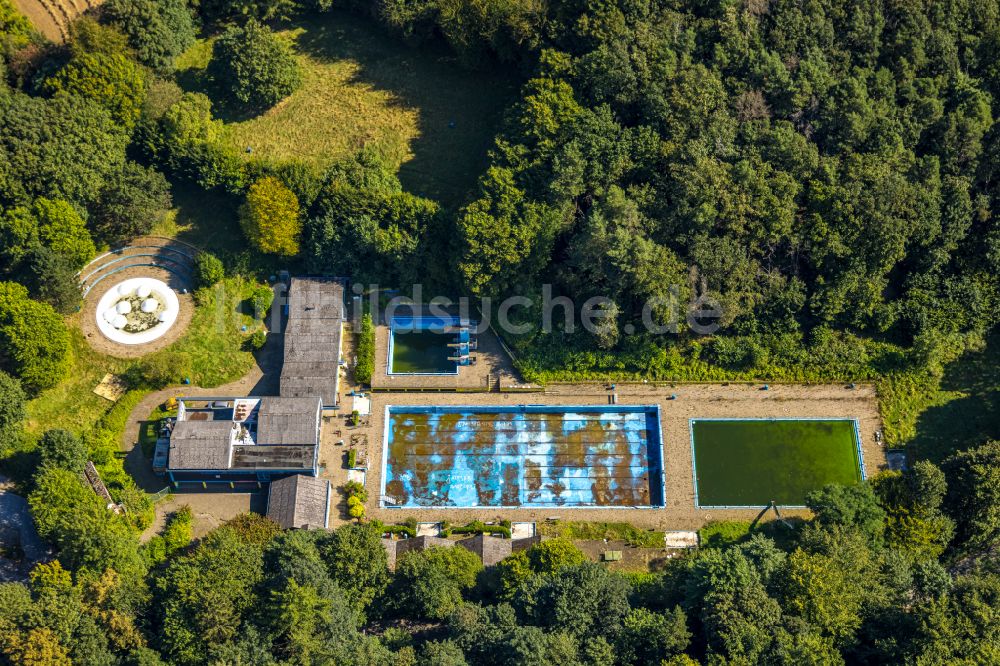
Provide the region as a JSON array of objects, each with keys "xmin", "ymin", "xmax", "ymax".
[
  {"xmin": 102, "ymin": 0, "xmax": 197, "ymax": 71},
  {"xmin": 154, "ymin": 515, "xmax": 279, "ymax": 665},
  {"xmin": 0, "ymin": 369, "xmax": 25, "ymax": 452},
  {"xmin": 942, "ymin": 440, "xmax": 1000, "ymax": 552},
  {"xmin": 805, "ymin": 482, "xmax": 887, "ymax": 545},
  {"xmin": 28, "ymin": 468, "xmax": 146, "ymax": 582},
  {"xmin": 520, "ymin": 562, "xmax": 630, "ymax": 641},
  {"xmin": 316, "ymin": 523, "xmax": 389, "ymax": 622},
  {"xmin": 240, "ymin": 176, "xmax": 301, "ymax": 256},
  {"xmin": 41, "ymin": 52, "xmax": 148, "ymax": 130},
  {"xmin": 419, "ymin": 640, "xmax": 468, "ymax": 666},
  {"xmin": 32, "ymin": 198, "xmax": 95, "ymax": 269},
  {"xmin": 208, "ymin": 20, "xmax": 302, "ymax": 112},
  {"xmin": 0, "ymin": 282, "xmax": 71, "ymax": 392},
  {"xmin": 90, "ymin": 163, "xmax": 172, "ymax": 246},
  {"xmin": 391, "ymin": 547, "xmax": 482, "ymax": 621},
  {"xmin": 22, "ymin": 246, "xmax": 81, "ymax": 314},
  {"xmin": 37, "ymin": 429, "xmax": 87, "ymax": 473},
  {"xmin": 0, "ymin": 93, "xmax": 127, "ymax": 208},
  {"xmin": 193, "ymin": 252, "xmax": 224, "ymax": 288}
]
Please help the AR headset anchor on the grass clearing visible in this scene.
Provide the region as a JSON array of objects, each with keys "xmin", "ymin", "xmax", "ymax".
[
  {"xmin": 691, "ymin": 419, "xmax": 863, "ymax": 507},
  {"xmin": 175, "ymin": 10, "xmax": 515, "ymax": 208},
  {"xmin": 538, "ymin": 521, "xmax": 666, "ymax": 548},
  {"xmin": 23, "ymin": 277, "xmax": 258, "ymax": 442}
]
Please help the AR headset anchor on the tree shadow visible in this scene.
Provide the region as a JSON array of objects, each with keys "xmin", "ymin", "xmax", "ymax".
[
  {"xmin": 291, "ymin": 10, "xmax": 518, "ymax": 208},
  {"xmin": 910, "ymin": 334, "xmax": 1000, "ymax": 463}
]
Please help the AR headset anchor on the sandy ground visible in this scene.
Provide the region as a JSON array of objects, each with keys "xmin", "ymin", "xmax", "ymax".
[
  {"xmin": 11, "ymin": 0, "xmax": 65, "ymax": 41},
  {"xmin": 78, "ymin": 266, "xmax": 195, "ymax": 359},
  {"xmin": 334, "ymin": 383, "xmax": 884, "ymax": 531}
]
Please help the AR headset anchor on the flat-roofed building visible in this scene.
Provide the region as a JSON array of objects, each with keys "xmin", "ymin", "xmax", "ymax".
[{"xmin": 165, "ymin": 396, "xmax": 322, "ymax": 488}]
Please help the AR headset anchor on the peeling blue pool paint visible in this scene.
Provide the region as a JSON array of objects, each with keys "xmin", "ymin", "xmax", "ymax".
[{"xmin": 381, "ymin": 405, "xmax": 665, "ymax": 508}]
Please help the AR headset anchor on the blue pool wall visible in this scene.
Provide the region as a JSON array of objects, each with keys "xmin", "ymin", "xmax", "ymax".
[
  {"xmin": 380, "ymin": 404, "xmax": 666, "ymax": 509},
  {"xmin": 688, "ymin": 417, "xmax": 865, "ymax": 510},
  {"xmin": 386, "ymin": 315, "xmax": 470, "ymax": 376}
]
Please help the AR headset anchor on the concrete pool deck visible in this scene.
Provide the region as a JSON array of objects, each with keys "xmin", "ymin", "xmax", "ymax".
[{"xmin": 337, "ymin": 382, "xmax": 885, "ymax": 530}]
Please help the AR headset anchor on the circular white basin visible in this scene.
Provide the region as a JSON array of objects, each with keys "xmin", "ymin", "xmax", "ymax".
[{"xmin": 95, "ymin": 277, "xmax": 180, "ymax": 345}]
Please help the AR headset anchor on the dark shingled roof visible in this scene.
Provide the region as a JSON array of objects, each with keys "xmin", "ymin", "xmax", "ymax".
[
  {"xmin": 267, "ymin": 474, "xmax": 331, "ymax": 529},
  {"xmin": 168, "ymin": 420, "xmax": 234, "ymax": 470},
  {"xmin": 256, "ymin": 396, "xmax": 320, "ymax": 445},
  {"xmin": 280, "ymin": 278, "xmax": 345, "ymax": 406},
  {"xmin": 457, "ymin": 535, "xmax": 513, "ymax": 567}
]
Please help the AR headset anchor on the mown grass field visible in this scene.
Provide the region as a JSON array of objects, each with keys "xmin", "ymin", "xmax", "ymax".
[{"xmin": 175, "ymin": 11, "xmax": 515, "ymax": 208}]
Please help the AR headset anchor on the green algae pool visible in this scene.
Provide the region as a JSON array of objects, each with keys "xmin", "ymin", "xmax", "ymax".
[
  {"xmin": 691, "ymin": 419, "xmax": 863, "ymax": 507},
  {"xmin": 389, "ymin": 329, "xmax": 457, "ymax": 374}
]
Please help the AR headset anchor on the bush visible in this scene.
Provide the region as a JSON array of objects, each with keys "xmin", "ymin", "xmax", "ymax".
[
  {"xmin": 194, "ymin": 252, "xmax": 224, "ymax": 288},
  {"xmin": 0, "ymin": 371, "xmax": 26, "ymax": 452},
  {"xmin": 244, "ymin": 329, "xmax": 266, "ymax": 351},
  {"xmin": 354, "ymin": 313, "xmax": 375, "ymax": 384},
  {"xmin": 446, "ymin": 521, "xmax": 512, "ymax": 538},
  {"xmin": 347, "ymin": 448, "xmax": 357, "ymax": 468},
  {"xmin": 37, "ymin": 429, "xmax": 88, "ymax": 473},
  {"xmin": 249, "ymin": 283, "xmax": 274, "ymax": 318},
  {"xmin": 240, "ymin": 177, "xmax": 301, "ymax": 256},
  {"xmin": 133, "ymin": 352, "xmax": 192, "ymax": 389},
  {"xmin": 208, "ymin": 19, "xmax": 302, "ymax": 112},
  {"xmin": 342, "ymin": 480, "xmax": 367, "ymax": 503},
  {"xmin": 347, "ymin": 495, "xmax": 365, "ymax": 521}
]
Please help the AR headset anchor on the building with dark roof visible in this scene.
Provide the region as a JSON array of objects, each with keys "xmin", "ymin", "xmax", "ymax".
[
  {"xmin": 381, "ymin": 535, "xmax": 541, "ymax": 569},
  {"xmin": 165, "ymin": 396, "xmax": 321, "ymax": 488},
  {"xmin": 456, "ymin": 534, "xmax": 513, "ymax": 567},
  {"xmin": 279, "ymin": 278, "xmax": 345, "ymax": 407},
  {"xmin": 266, "ymin": 474, "xmax": 331, "ymax": 529}
]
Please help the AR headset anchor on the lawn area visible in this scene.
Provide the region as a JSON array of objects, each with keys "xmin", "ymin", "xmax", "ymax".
[
  {"xmin": 175, "ymin": 10, "xmax": 515, "ymax": 208},
  {"xmin": 691, "ymin": 419, "xmax": 863, "ymax": 507}
]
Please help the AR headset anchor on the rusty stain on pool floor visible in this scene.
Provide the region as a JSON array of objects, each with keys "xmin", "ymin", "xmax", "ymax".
[{"xmin": 382, "ymin": 406, "xmax": 664, "ymax": 508}]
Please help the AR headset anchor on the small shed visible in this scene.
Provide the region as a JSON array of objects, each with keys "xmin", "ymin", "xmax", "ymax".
[{"xmin": 266, "ymin": 474, "xmax": 331, "ymax": 529}]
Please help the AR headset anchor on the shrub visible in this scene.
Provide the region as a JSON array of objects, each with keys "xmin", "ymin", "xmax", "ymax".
[
  {"xmin": 133, "ymin": 352, "xmax": 192, "ymax": 389},
  {"xmin": 347, "ymin": 448, "xmax": 357, "ymax": 468},
  {"xmin": 208, "ymin": 19, "xmax": 302, "ymax": 112},
  {"xmin": 343, "ymin": 480, "xmax": 368, "ymax": 503},
  {"xmin": 37, "ymin": 429, "xmax": 88, "ymax": 473},
  {"xmin": 347, "ymin": 495, "xmax": 365, "ymax": 520},
  {"xmin": 249, "ymin": 283, "xmax": 274, "ymax": 318},
  {"xmin": 0, "ymin": 371, "xmax": 26, "ymax": 453},
  {"xmin": 244, "ymin": 329, "xmax": 266, "ymax": 351},
  {"xmin": 240, "ymin": 177, "xmax": 301, "ymax": 256},
  {"xmin": 194, "ymin": 252, "xmax": 224, "ymax": 288},
  {"xmin": 354, "ymin": 313, "xmax": 375, "ymax": 384},
  {"xmin": 697, "ymin": 520, "xmax": 752, "ymax": 549}
]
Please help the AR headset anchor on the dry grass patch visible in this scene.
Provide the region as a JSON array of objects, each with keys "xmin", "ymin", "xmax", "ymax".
[{"xmin": 175, "ymin": 11, "xmax": 514, "ymax": 207}]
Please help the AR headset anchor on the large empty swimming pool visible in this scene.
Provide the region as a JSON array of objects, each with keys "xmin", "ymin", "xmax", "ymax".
[{"xmin": 382, "ymin": 405, "xmax": 665, "ymax": 508}]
